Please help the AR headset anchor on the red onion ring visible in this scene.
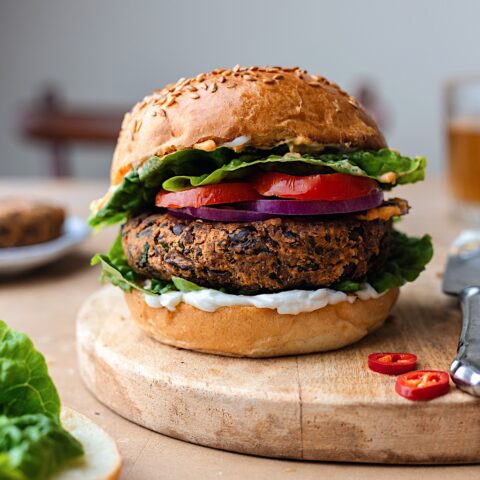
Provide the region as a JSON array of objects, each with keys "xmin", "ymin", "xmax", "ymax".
[
  {"xmin": 167, "ymin": 189, "xmax": 384, "ymax": 222},
  {"xmin": 167, "ymin": 206, "xmax": 275, "ymax": 222},
  {"xmin": 240, "ymin": 189, "xmax": 384, "ymax": 215}
]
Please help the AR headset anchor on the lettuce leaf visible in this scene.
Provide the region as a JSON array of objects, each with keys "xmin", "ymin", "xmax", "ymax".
[
  {"xmin": 368, "ymin": 230, "xmax": 433, "ymax": 292},
  {"xmin": 89, "ymin": 147, "xmax": 426, "ymax": 229},
  {"xmin": 0, "ymin": 414, "xmax": 83, "ymax": 480},
  {"xmin": 0, "ymin": 321, "xmax": 61, "ymax": 421},
  {"xmin": 0, "ymin": 321, "xmax": 84, "ymax": 479},
  {"xmin": 91, "ymin": 234, "xmax": 175, "ymax": 295},
  {"xmin": 92, "ymin": 229, "xmax": 432, "ymax": 296},
  {"xmin": 162, "ymin": 149, "xmax": 426, "ymax": 192},
  {"xmin": 334, "ymin": 230, "xmax": 433, "ymax": 293}
]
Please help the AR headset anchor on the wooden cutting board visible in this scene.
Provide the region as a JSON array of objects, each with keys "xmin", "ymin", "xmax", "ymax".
[{"xmin": 76, "ymin": 250, "xmax": 480, "ymax": 464}]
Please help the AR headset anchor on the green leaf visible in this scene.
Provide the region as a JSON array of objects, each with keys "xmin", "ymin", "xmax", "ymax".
[
  {"xmin": 162, "ymin": 149, "xmax": 426, "ymax": 192},
  {"xmin": 0, "ymin": 322, "xmax": 84, "ymax": 479},
  {"xmin": 368, "ymin": 230, "xmax": 433, "ymax": 293},
  {"xmin": 88, "ymin": 171, "xmax": 149, "ymax": 229},
  {"xmin": 89, "ymin": 147, "xmax": 426, "ymax": 229},
  {"xmin": 0, "ymin": 321, "xmax": 61, "ymax": 422},
  {"xmin": 0, "ymin": 414, "xmax": 83, "ymax": 480},
  {"xmin": 91, "ymin": 234, "xmax": 177, "ymax": 295},
  {"xmin": 171, "ymin": 277, "xmax": 205, "ymax": 292},
  {"xmin": 334, "ymin": 230, "xmax": 433, "ymax": 293}
]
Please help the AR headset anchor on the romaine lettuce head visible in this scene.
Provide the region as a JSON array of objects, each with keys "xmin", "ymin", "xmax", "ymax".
[{"xmin": 0, "ymin": 321, "xmax": 84, "ymax": 480}]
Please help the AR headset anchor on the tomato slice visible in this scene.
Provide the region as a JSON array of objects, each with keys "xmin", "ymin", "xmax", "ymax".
[
  {"xmin": 155, "ymin": 183, "xmax": 261, "ymax": 208},
  {"xmin": 252, "ymin": 172, "xmax": 378, "ymax": 201},
  {"xmin": 368, "ymin": 352, "xmax": 417, "ymax": 375},
  {"xmin": 395, "ymin": 370, "xmax": 450, "ymax": 401}
]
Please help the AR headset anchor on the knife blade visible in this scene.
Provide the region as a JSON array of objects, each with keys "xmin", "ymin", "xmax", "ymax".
[{"xmin": 442, "ymin": 230, "xmax": 480, "ymax": 396}]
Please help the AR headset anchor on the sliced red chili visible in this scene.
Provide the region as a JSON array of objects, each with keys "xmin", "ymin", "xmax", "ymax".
[
  {"xmin": 395, "ymin": 370, "xmax": 450, "ymax": 401},
  {"xmin": 368, "ymin": 352, "xmax": 417, "ymax": 375}
]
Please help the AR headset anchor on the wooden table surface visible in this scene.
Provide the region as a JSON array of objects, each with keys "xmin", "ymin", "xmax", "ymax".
[{"xmin": 1, "ymin": 177, "xmax": 479, "ymax": 480}]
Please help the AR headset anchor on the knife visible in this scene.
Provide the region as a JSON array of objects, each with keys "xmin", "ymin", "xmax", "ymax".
[{"xmin": 442, "ymin": 230, "xmax": 480, "ymax": 397}]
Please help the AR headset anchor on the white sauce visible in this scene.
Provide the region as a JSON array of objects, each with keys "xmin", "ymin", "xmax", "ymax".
[
  {"xmin": 144, "ymin": 283, "xmax": 383, "ymax": 315},
  {"xmin": 221, "ymin": 135, "xmax": 251, "ymax": 148}
]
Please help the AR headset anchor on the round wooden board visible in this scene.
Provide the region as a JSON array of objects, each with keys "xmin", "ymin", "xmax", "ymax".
[{"xmin": 77, "ymin": 281, "xmax": 480, "ymax": 464}]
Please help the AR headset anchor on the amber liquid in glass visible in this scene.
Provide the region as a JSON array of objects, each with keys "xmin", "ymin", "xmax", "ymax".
[{"xmin": 448, "ymin": 118, "xmax": 480, "ymax": 203}]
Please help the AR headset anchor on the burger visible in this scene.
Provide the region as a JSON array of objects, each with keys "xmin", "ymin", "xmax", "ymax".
[{"xmin": 89, "ymin": 66, "xmax": 433, "ymax": 357}]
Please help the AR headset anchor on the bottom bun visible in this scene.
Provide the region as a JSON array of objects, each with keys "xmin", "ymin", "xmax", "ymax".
[
  {"xmin": 52, "ymin": 407, "xmax": 122, "ymax": 480},
  {"xmin": 124, "ymin": 288, "xmax": 400, "ymax": 357}
]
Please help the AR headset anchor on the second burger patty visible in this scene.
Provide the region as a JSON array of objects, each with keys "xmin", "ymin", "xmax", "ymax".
[{"xmin": 121, "ymin": 199, "xmax": 408, "ymax": 294}]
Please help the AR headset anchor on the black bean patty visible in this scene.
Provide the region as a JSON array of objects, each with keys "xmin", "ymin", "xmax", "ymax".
[
  {"xmin": 0, "ymin": 199, "xmax": 65, "ymax": 248},
  {"xmin": 122, "ymin": 211, "xmax": 393, "ymax": 294}
]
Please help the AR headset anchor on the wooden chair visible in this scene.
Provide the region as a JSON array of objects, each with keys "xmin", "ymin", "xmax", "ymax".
[{"xmin": 17, "ymin": 87, "xmax": 125, "ymax": 177}]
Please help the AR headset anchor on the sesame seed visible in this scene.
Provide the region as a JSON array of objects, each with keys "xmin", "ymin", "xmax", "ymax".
[
  {"xmin": 233, "ymin": 64, "xmax": 241, "ymax": 72},
  {"xmin": 266, "ymin": 67, "xmax": 279, "ymax": 73},
  {"xmin": 226, "ymin": 83, "xmax": 236, "ymax": 88},
  {"xmin": 209, "ymin": 82, "xmax": 218, "ymax": 92},
  {"xmin": 273, "ymin": 74, "xmax": 284, "ymax": 80},
  {"xmin": 250, "ymin": 66, "xmax": 259, "ymax": 71},
  {"xmin": 218, "ymin": 76, "xmax": 226, "ymax": 83},
  {"xmin": 189, "ymin": 92, "xmax": 200, "ymax": 99},
  {"xmin": 186, "ymin": 85, "xmax": 197, "ymax": 92},
  {"xmin": 200, "ymin": 82, "xmax": 208, "ymax": 90},
  {"xmin": 243, "ymin": 74, "xmax": 257, "ymax": 81},
  {"xmin": 308, "ymin": 81, "xmax": 321, "ymax": 87},
  {"xmin": 150, "ymin": 111, "xmax": 157, "ymax": 117},
  {"xmin": 134, "ymin": 120, "xmax": 142, "ymax": 132},
  {"xmin": 348, "ymin": 97, "xmax": 359, "ymax": 107},
  {"xmin": 196, "ymin": 73, "xmax": 206, "ymax": 82},
  {"xmin": 165, "ymin": 96, "xmax": 176, "ymax": 107},
  {"xmin": 263, "ymin": 78, "xmax": 275, "ymax": 84},
  {"xmin": 177, "ymin": 77, "xmax": 186, "ymax": 84},
  {"xmin": 160, "ymin": 108, "xmax": 167, "ymax": 116},
  {"xmin": 223, "ymin": 69, "xmax": 232, "ymax": 76}
]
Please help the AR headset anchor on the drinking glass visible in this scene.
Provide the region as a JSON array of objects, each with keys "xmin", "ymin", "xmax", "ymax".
[{"xmin": 445, "ymin": 77, "xmax": 480, "ymax": 223}]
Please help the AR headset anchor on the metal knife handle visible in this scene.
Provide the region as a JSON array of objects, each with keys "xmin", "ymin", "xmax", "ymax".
[{"xmin": 450, "ymin": 286, "xmax": 480, "ymax": 396}]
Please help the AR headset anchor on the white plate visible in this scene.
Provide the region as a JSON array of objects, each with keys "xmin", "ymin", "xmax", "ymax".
[{"xmin": 0, "ymin": 216, "xmax": 91, "ymax": 275}]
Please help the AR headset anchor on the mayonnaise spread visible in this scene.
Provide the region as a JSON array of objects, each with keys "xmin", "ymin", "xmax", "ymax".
[{"xmin": 144, "ymin": 283, "xmax": 383, "ymax": 315}]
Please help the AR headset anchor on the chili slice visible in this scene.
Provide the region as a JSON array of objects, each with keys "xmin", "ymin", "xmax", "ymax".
[
  {"xmin": 368, "ymin": 352, "xmax": 417, "ymax": 375},
  {"xmin": 395, "ymin": 370, "xmax": 450, "ymax": 401}
]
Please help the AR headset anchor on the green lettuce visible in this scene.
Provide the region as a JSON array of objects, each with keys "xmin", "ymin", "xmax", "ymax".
[
  {"xmin": 162, "ymin": 149, "xmax": 426, "ymax": 192},
  {"xmin": 0, "ymin": 414, "xmax": 83, "ymax": 480},
  {"xmin": 89, "ymin": 147, "xmax": 426, "ymax": 229},
  {"xmin": 93, "ymin": 229, "xmax": 432, "ymax": 296},
  {"xmin": 0, "ymin": 321, "xmax": 83, "ymax": 479},
  {"xmin": 91, "ymin": 234, "xmax": 201, "ymax": 295},
  {"xmin": 334, "ymin": 230, "xmax": 433, "ymax": 293}
]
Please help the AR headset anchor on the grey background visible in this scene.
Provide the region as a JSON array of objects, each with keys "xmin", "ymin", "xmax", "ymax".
[{"xmin": 1, "ymin": 0, "xmax": 479, "ymax": 178}]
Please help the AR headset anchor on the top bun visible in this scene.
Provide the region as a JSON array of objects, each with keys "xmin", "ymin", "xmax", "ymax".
[{"xmin": 111, "ymin": 66, "xmax": 386, "ymax": 186}]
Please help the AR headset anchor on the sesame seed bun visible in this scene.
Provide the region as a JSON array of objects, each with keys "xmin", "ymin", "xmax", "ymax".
[
  {"xmin": 110, "ymin": 66, "xmax": 386, "ymax": 187},
  {"xmin": 123, "ymin": 287, "xmax": 399, "ymax": 358}
]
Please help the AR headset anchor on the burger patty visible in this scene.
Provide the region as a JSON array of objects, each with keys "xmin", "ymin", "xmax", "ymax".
[
  {"xmin": 0, "ymin": 199, "xmax": 65, "ymax": 248},
  {"xmin": 121, "ymin": 199, "xmax": 408, "ymax": 293}
]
